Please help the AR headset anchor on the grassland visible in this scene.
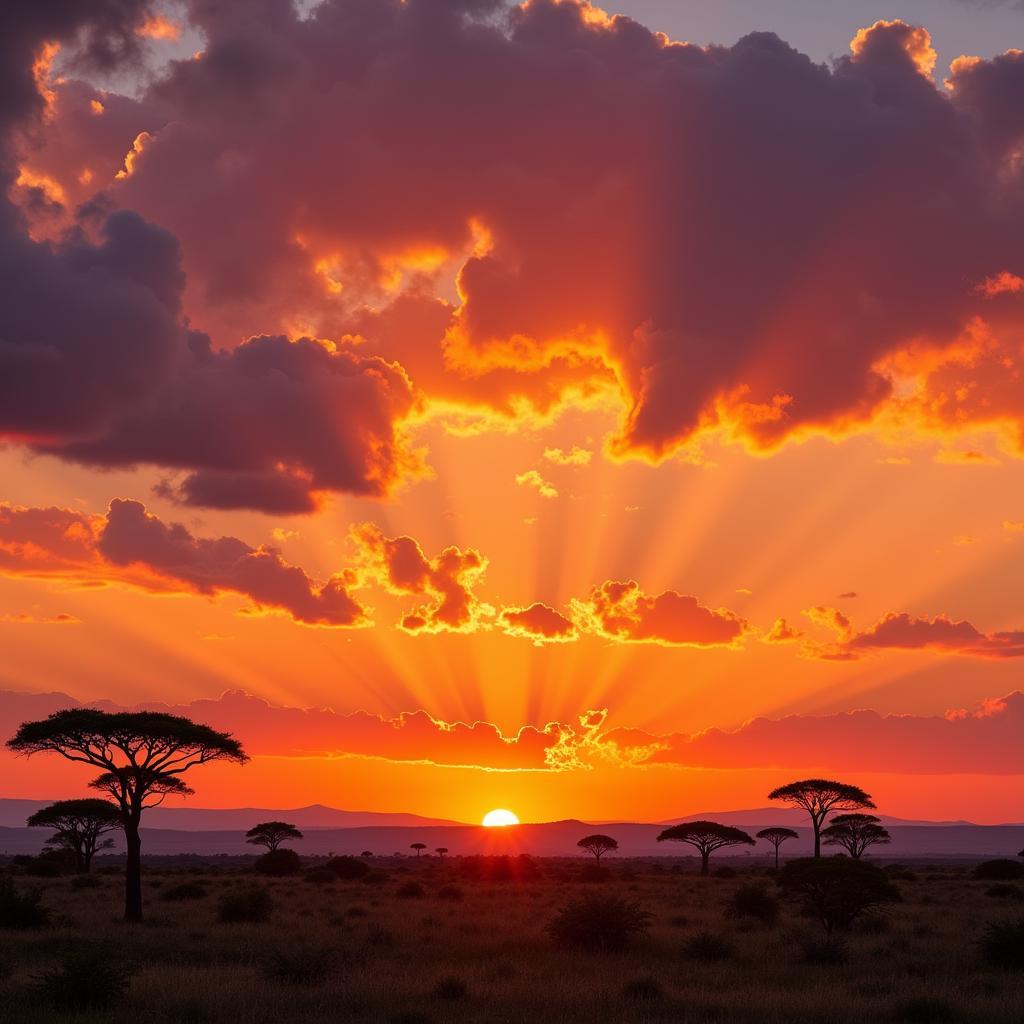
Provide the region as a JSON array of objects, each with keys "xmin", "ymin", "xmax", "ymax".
[{"xmin": 1, "ymin": 857, "xmax": 1022, "ymax": 1023}]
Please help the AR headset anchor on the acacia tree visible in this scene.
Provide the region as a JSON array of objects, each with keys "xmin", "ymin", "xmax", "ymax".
[
  {"xmin": 27, "ymin": 798, "xmax": 122, "ymax": 873},
  {"xmin": 435, "ymin": 847, "xmax": 448, "ymax": 858},
  {"xmin": 411, "ymin": 842, "xmax": 426, "ymax": 858},
  {"xmin": 756, "ymin": 826, "xmax": 799, "ymax": 869},
  {"xmin": 245, "ymin": 821, "xmax": 303, "ymax": 852},
  {"xmin": 577, "ymin": 834, "xmax": 619, "ymax": 863},
  {"xmin": 821, "ymin": 814, "xmax": 892, "ymax": 859},
  {"xmin": 7, "ymin": 709, "xmax": 247, "ymax": 921},
  {"xmin": 657, "ymin": 821, "xmax": 755, "ymax": 875},
  {"xmin": 768, "ymin": 779, "xmax": 875, "ymax": 857}
]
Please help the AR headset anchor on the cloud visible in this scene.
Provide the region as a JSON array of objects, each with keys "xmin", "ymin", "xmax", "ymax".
[
  {"xmin": 763, "ymin": 617, "xmax": 803, "ymax": 643},
  {"xmin": 0, "ymin": 612, "xmax": 79, "ymax": 625},
  {"xmin": 514, "ymin": 469, "xmax": 559, "ymax": 499},
  {"xmin": 803, "ymin": 607, "xmax": 1024, "ymax": 660},
  {"xmin": 571, "ymin": 580, "xmax": 748, "ymax": 647},
  {"xmin": 3, "ymin": 2, "xmax": 1024, "ymax": 489},
  {"xmin": 0, "ymin": 499, "xmax": 368, "ymax": 627},
  {"xmin": 543, "ymin": 446, "xmax": 592, "ymax": 466},
  {"xmin": 350, "ymin": 523, "xmax": 493, "ymax": 634},
  {"xmin": 499, "ymin": 602, "xmax": 577, "ymax": 644},
  {"xmin": 2, "ymin": 687, "xmax": 1021, "ymax": 776},
  {"xmin": 1004, "ymin": 520, "xmax": 1024, "ymax": 531}
]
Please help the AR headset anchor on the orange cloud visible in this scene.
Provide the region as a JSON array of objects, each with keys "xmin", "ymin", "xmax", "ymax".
[
  {"xmin": 499, "ymin": 602, "xmax": 577, "ymax": 644},
  {"xmin": 514, "ymin": 469, "xmax": 559, "ymax": 499},
  {"xmin": 543, "ymin": 445, "xmax": 592, "ymax": 466},
  {"xmin": 763, "ymin": 618, "xmax": 803, "ymax": 644},
  {"xmin": 572, "ymin": 580, "xmax": 748, "ymax": 648},
  {"xmin": 0, "ymin": 500, "xmax": 368, "ymax": 627}
]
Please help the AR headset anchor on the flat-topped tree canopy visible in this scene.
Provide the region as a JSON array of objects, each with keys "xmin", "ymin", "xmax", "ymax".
[
  {"xmin": 822, "ymin": 813, "xmax": 892, "ymax": 859},
  {"xmin": 26, "ymin": 797, "xmax": 123, "ymax": 873},
  {"xmin": 7, "ymin": 708, "xmax": 247, "ymax": 920},
  {"xmin": 756, "ymin": 826, "xmax": 800, "ymax": 867},
  {"xmin": 657, "ymin": 820, "xmax": 755, "ymax": 874},
  {"xmin": 578, "ymin": 834, "xmax": 619, "ymax": 861},
  {"xmin": 768, "ymin": 778, "xmax": 875, "ymax": 857}
]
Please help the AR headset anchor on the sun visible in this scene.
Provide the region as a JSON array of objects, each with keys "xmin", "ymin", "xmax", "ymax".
[{"xmin": 482, "ymin": 808, "xmax": 520, "ymax": 827}]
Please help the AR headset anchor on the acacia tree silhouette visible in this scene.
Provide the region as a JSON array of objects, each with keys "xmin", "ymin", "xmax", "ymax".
[
  {"xmin": 435, "ymin": 847, "xmax": 448, "ymax": 858},
  {"xmin": 245, "ymin": 821, "xmax": 303, "ymax": 852},
  {"xmin": 756, "ymin": 826, "xmax": 799, "ymax": 869},
  {"xmin": 26, "ymin": 798, "xmax": 122, "ymax": 873},
  {"xmin": 768, "ymin": 779, "xmax": 875, "ymax": 857},
  {"xmin": 822, "ymin": 814, "xmax": 892, "ymax": 859},
  {"xmin": 577, "ymin": 834, "xmax": 619, "ymax": 863},
  {"xmin": 657, "ymin": 821, "xmax": 755, "ymax": 875},
  {"xmin": 7, "ymin": 709, "xmax": 246, "ymax": 921},
  {"xmin": 411, "ymin": 842, "xmax": 426, "ymax": 857}
]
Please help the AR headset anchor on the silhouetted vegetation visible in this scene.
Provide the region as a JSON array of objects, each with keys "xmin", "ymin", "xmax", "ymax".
[
  {"xmin": 756, "ymin": 826, "xmax": 799, "ymax": 869},
  {"xmin": 396, "ymin": 881, "xmax": 425, "ymax": 899},
  {"xmin": 547, "ymin": 893, "xmax": 651, "ymax": 951},
  {"xmin": 725, "ymin": 882, "xmax": 779, "ymax": 923},
  {"xmin": 577, "ymin": 834, "xmax": 618, "ymax": 862},
  {"xmin": 253, "ymin": 848, "xmax": 302, "ymax": 876},
  {"xmin": 217, "ymin": 884, "xmax": 274, "ymax": 923},
  {"xmin": 459, "ymin": 855, "xmax": 541, "ymax": 882},
  {"xmin": 260, "ymin": 946, "xmax": 333, "ymax": 985},
  {"xmin": 324, "ymin": 855, "xmax": 370, "ymax": 880},
  {"xmin": 34, "ymin": 946, "xmax": 136, "ymax": 1011},
  {"xmin": 160, "ymin": 881, "xmax": 208, "ymax": 901},
  {"xmin": 973, "ymin": 859, "xmax": 1024, "ymax": 881},
  {"xmin": 779, "ymin": 857, "xmax": 901, "ymax": 936},
  {"xmin": 26, "ymin": 798, "xmax": 121, "ymax": 873},
  {"xmin": 683, "ymin": 930, "xmax": 735, "ymax": 961},
  {"xmin": 245, "ymin": 820, "xmax": 303, "ymax": 852},
  {"xmin": 768, "ymin": 779, "xmax": 875, "ymax": 857},
  {"xmin": 657, "ymin": 820, "xmax": 755, "ymax": 875},
  {"xmin": 0, "ymin": 875, "xmax": 49, "ymax": 928},
  {"xmin": 979, "ymin": 918, "xmax": 1024, "ymax": 969},
  {"xmin": 821, "ymin": 813, "xmax": 892, "ymax": 858}
]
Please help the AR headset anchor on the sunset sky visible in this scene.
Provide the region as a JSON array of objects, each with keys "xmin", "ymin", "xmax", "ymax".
[{"xmin": 2, "ymin": 0, "xmax": 1023, "ymax": 825}]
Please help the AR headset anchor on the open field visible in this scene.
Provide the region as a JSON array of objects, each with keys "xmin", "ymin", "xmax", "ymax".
[{"xmin": 1, "ymin": 858, "xmax": 1022, "ymax": 1023}]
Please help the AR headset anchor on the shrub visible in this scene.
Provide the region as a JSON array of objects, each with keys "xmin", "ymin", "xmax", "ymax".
[
  {"xmin": 436, "ymin": 884, "xmax": 463, "ymax": 901},
  {"xmin": 979, "ymin": 918, "xmax": 1024, "ymax": 969},
  {"xmin": 712, "ymin": 866, "xmax": 737, "ymax": 879},
  {"xmin": 363, "ymin": 869, "xmax": 390, "ymax": 885},
  {"xmin": 779, "ymin": 857, "xmax": 901, "ymax": 936},
  {"xmin": 797, "ymin": 933, "xmax": 848, "ymax": 965},
  {"xmin": 326, "ymin": 855, "xmax": 370, "ymax": 880},
  {"xmin": 396, "ymin": 881, "xmax": 425, "ymax": 899},
  {"xmin": 260, "ymin": 947, "xmax": 333, "ymax": 985},
  {"xmin": 253, "ymin": 849, "xmax": 302, "ymax": 877},
  {"xmin": 161, "ymin": 882, "xmax": 208, "ymax": 902},
  {"xmin": 973, "ymin": 860, "xmax": 1023, "ymax": 882},
  {"xmin": 725, "ymin": 883, "xmax": 778, "ymax": 924},
  {"xmin": 35, "ymin": 948, "xmax": 136, "ymax": 1011},
  {"xmin": 548, "ymin": 894, "xmax": 651, "ymax": 952},
  {"xmin": 622, "ymin": 976, "xmax": 663, "ymax": 1001},
  {"xmin": 0, "ymin": 875, "xmax": 49, "ymax": 928},
  {"xmin": 431, "ymin": 976, "xmax": 468, "ymax": 999},
  {"xmin": 70, "ymin": 874, "xmax": 100, "ymax": 890},
  {"xmin": 217, "ymin": 885, "xmax": 274, "ymax": 923},
  {"xmin": 683, "ymin": 930, "xmax": 733, "ymax": 961},
  {"xmin": 579, "ymin": 863, "xmax": 609, "ymax": 883}
]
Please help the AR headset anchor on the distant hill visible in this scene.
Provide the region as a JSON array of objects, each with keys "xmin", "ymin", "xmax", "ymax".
[
  {"xmin": 0, "ymin": 799, "xmax": 461, "ymax": 831},
  {"xmin": 1, "ymin": 804, "xmax": 1020, "ymax": 859}
]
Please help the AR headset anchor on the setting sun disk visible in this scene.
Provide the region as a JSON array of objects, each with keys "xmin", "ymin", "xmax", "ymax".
[{"xmin": 482, "ymin": 808, "xmax": 519, "ymax": 827}]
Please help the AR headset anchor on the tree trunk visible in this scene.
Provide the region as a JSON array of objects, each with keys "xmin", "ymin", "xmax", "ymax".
[
  {"xmin": 700, "ymin": 851, "xmax": 710, "ymax": 876},
  {"xmin": 774, "ymin": 845, "xmax": 780, "ymax": 870},
  {"xmin": 124, "ymin": 819, "xmax": 143, "ymax": 922},
  {"xmin": 813, "ymin": 824, "xmax": 821, "ymax": 858}
]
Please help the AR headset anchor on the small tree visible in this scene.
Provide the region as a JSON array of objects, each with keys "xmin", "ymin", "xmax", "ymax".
[
  {"xmin": 767, "ymin": 779, "xmax": 875, "ymax": 857},
  {"xmin": 26, "ymin": 799, "xmax": 122, "ymax": 873},
  {"xmin": 821, "ymin": 814, "xmax": 891, "ymax": 859},
  {"xmin": 577, "ymin": 834, "xmax": 618, "ymax": 863},
  {"xmin": 778, "ymin": 857, "xmax": 900, "ymax": 936},
  {"xmin": 756, "ymin": 827, "xmax": 799, "ymax": 869},
  {"xmin": 657, "ymin": 821, "xmax": 755, "ymax": 875},
  {"xmin": 435, "ymin": 847, "xmax": 448, "ymax": 858},
  {"xmin": 7, "ymin": 709, "xmax": 247, "ymax": 921},
  {"xmin": 245, "ymin": 821, "xmax": 303, "ymax": 852},
  {"xmin": 411, "ymin": 842, "xmax": 426, "ymax": 858}
]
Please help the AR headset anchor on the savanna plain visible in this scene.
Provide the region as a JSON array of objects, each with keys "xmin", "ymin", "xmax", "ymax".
[{"xmin": 1, "ymin": 855, "xmax": 1023, "ymax": 1024}]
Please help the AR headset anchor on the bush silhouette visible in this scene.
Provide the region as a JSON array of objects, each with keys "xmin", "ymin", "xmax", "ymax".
[
  {"xmin": 986, "ymin": 883, "xmax": 1024, "ymax": 901},
  {"xmin": 973, "ymin": 860, "xmax": 1023, "ymax": 881},
  {"xmin": 70, "ymin": 873, "xmax": 100, "ymax": 890},
  {"xmin": 979, "ymin": 918, "xmax": 1024, "ymax": 969},
  {"xmin": 326, "ymin": 855, "xmax": 370, "ymax": 880},
  {"xmin": 35, "ymin": 947, "xmax": 136, "ymax": 1011},
  {"xmin": 683, "ymin": 930, "xmax": 734, "ymax": 961},
  {"xmin": 161, "ymin": 882, "xmax": 207, "ymax": 902},
  {"xmin": 797, "ymin": 932, "xmax": 848, "ymax": 965},
  {"xmin": 779, "ymin": 857, "xmax": 901, "ymax": 936},
  {"xmin": 253, "ymin": 848, "xmax": 302, "ymax": 876},
  {"xmin": 396, "ymin": 881, "xmax": 425, "ymax": 899},
  {"xmin": 0, "ymin": 875, "xmax": 49, "ymax": 928},
  {"xmin": 260, "ymin": 947, "xmax": 333, "ymax": 985},
  {"xmin": 547, "ymin": 893, "xmax": 651, "ymax": 951},
  {"xmin": 436, "ymin": 884, "xmax": 463, "ymax": 901},
  {"xmin": 894, "ymin": 995, "xmax": 959, "ymax": 1023},
  {"xmin": 217, "ymin": 885, "xmax": 274, "ymax": 923},
  {"xmin": 725, "ymin": 883, "xmax": 779, "ymax": 924},
  {"xmin": 304, "ymin": 866, "xmax": 337, "ymax": 885},
  {"xmin": 579, "ymin": 863, "xmax": 610, "ymax": 883}
]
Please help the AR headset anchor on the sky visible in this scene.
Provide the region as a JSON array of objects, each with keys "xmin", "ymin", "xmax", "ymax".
[{"xmin": 1, "ymin": 0, "xmax": 1023, "ymax": 825}]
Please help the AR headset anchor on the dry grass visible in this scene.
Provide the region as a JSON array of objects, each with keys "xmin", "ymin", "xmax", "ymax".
[{"xmin": 0, "ymin": 860, "xmax": 1021, "ymax": 1023}]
